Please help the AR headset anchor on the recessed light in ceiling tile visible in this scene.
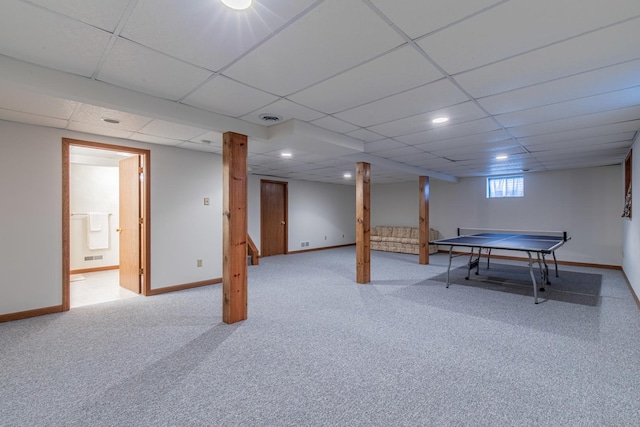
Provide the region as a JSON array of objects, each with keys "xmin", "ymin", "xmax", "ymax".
[
  {"xmin": 343, "ymin": 172, "xmax": 352, "ymax": 179},
  {"xmin": 432, "ymin": 117, "xmax": 449, "ymax": 124},
  {"xmin": 220, "ymin": 0, "xmax": 252, "ymax": 10},
  {"xmin": 101, "ymin": 118, "xmax": 120, "ymax": 124},
  {"xmin": 496, "ymin": 155, "xmax": 508, "ymax": 160},
  {"xmin": 259, "ymin": 113, "xmax": 282, "ymax": 123},
  {"xmin": 281, "ymin": 152, "xmax": 292, "ymax": 158}
]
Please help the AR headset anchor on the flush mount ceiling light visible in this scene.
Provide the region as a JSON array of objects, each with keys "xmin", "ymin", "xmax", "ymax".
[
  {"xmin": 281, "ymin": 152, "xmax": 292, "ymax": 158},
  {"xmin": 432, "ymin": 117, "xmax": 449, "ymax": 124},
  {"xmin": 221, "ymin": 0, "xmax": 252, "ymax": 10},
  {"xmin": 343, "ymin": 172, "xmax": 352, "ymax": 179},
  {"xmin": 496, "ymin": 155, "xmax": 509, "ymax": 160},
  {"xmin": 101, "ymin": 118, "xmax": 120, "ymax": 124}
]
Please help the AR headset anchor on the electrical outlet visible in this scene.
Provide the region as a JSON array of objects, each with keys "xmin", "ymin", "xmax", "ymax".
[{"xmin": 197, "ymin": 259, "xmax": 203, "ymax": 267}]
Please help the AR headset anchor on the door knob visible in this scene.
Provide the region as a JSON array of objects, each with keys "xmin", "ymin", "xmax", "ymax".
[
  {"xmin": 116, "ymin": 228, "xmax": 122, "ymax": 232},
  {"xmin": 281, "ymin": 221, "xmax": 285, "ymax": 225}
]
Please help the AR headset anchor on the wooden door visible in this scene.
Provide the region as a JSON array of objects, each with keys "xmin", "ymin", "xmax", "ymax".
[
  {"xmin": 260, "ymin": 180, "xmax": 287, "ymax": 257},
  {"xmin": 119, "ymin": 155, "xmax": 141, "ymax": 293}
]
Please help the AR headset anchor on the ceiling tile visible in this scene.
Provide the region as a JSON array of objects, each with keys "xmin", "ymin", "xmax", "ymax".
[
  {"xmin": 346, "ymin": 128, "xmax": 386, "ymax": 143},
  {"xmin": 241, "ymin": 99, "xmax": 324, "ymax": 126},
  {"xmin": 373, "ymin": 145, "xmax": 424, "ymax": 159},
  {"xmin": 396, "ymin": 118, "xmax": 501, "ymax": 145},
  {"xmin": 121, "ymin": 0, "xmax": 317, "ymax": 71},
  {"xmin": 368, "ymin": 101, "xmax": 488, "ymax": 138},
  {"xmin": 97, "ymin": 38, "xmax": 213, "ymax": 101},
  {"xmin": 0, "ymin": 108, "xmax": 68, "ymax": 129},
  {"xmin": 27, "ymin": 0, "xmax": 132, "ymax": 32},
  {"xmin": 417, "ymin": 130, "xmax": 513, "ymax": 153},
  {"xmin": 189, "ymin": 131, "xmax": 223, "ymax": 147},
  {"xmin": 0, "ymin": 1, "xmax": 111, "ymax": 77},
  {"xmin": 419, "ymin": 0, "xmax": 640, "ymax": 75},
  {"xmin": 178, "ymin": 141, "xmax": 221, "ymax": 153},
  {"xmin": 369, "ymin": 0, "xmax": 504, "ymax": 40},
  {"xmin": 0, "ymin": 86, "xmax": 78, "ymax": 119},
  {"xmin": 138, "ymin": 119, "xmax": 210, "ymax": 140},
  {"xmin": 364, "ymin": 139, "xmax": 406, "ymax": 153},
  {"xmin": 311, "ymin": 116, "xmax": 359, "ymax": 134},
  {"xmin": 288, "ymin": 46, "xmax": 444, "ymax": 114},
  {"xmin": 182, "ymin": 75, "xmax": 279, "ymax": 117},
  {"xmin": 67, "ymin": 121, "xmax": 134, "ymax": 139},
  {"xmin": 517, "ymin": 120, "xmax": 640, "ymax": 145},
  {"xmin": 455, "ymin": 16, "xmax": 640, "ymax": 98},
  {"xmin": 335, "ymin": 79, "xmax": 469, "ymax": 127},
  {"xmin": 522, "ymin": 132, "xmax": 635, "ymax": 149},
  {"xmin": 70, "ymin": 104, "xmax": 153, "ymax": 132},
  {"xmin": 508, "ymin": 105, "xmax": 640, "ymax": 138},
  {"xmin": 129, "ymin": 133, "xmax": 182, "ymax": 146},
  {"xmin": 223, "ymin": 0, "xmax": 405, "ymax": 95},
  {"xmin": 495, "ymin": 86, "xmax": 640, "ymax": 128},
  {"xmin": 478, "ymin": 59, "xmax": 640, "ymax": 114}
]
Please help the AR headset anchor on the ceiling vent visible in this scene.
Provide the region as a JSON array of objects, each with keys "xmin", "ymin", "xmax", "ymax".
[{"xmin": 259, "ymin": 113, "xmax": 282, "ymax": 123}]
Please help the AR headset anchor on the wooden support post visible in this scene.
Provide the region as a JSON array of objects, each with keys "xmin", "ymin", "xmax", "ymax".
[
  {"xmin": 222, "ymin": 132, "xmax": 248, "ymax": 324},
  {"xmin": 419, "ymin": 176, "xmax": 430, "ymax": 265},
  {"xmin": 356, "ymin": 162, "xmax": 371, "ymax": 283}
]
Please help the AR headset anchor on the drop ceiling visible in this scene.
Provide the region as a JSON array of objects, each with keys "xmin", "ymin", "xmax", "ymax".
[{"xmin": 1, "ymin": 0, "xmax": 639, "ymax": 184}]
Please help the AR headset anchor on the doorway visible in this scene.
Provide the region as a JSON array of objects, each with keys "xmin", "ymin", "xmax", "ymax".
[
  {"xmin": 62, "ymin": 138, "xmax": 151, "ymax": 311},
  {"xmin": 260, "ymin": 180, "xmax": 288, "ymax": 257}
]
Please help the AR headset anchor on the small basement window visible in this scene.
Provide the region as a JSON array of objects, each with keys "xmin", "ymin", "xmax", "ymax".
[{"xmin": 487, "ymin": 175, "xmax": 524, "ymax": 198}]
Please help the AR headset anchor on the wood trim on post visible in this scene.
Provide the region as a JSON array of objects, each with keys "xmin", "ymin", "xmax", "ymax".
[
  {"xmin": 356, "ymin": 162, "xmax": 371, "ymax": 284},
  {"xmin": 222, "ymin": 132, "xmax": 248, "ymax": 324},
  {"xmin": 419, "ymin": 176, "xmax": 430, "ymax": 265}
]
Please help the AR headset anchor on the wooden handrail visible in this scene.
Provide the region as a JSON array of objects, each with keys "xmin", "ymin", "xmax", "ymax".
[{"xmin": 247, "ymin": 234, "xmax": 259, "ymax": 265}]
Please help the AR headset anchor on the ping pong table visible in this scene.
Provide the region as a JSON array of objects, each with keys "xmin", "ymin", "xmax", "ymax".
[{"xmin": 430, "ymin": 228, "xmax": 570, "ymax": 304}]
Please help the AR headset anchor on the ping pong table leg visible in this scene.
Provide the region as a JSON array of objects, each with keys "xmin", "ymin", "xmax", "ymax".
[
  {"xmin": 552, "ymin": 251, "xmax": 559, "ymax": 277},
  {"xmin": 486, "ymin": 248, "xmax": 492, "ymax": 270},
  {"xmin": 541, "ymin": 253, "xmax": 551, "ymax": 285},
  {"xmin": 527, "ymin": 251, "xmax": 539, "ymax": 304},
  {"xmin": 446, "ymin": 246, "xmax": 453, "ymax": 288},
  {"xmin": 466, "ymin": 247, "xmax": 479, "ymax": 280}
]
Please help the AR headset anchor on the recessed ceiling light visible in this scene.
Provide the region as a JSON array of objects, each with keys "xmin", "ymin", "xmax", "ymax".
[
  {"xmin": 343, "ymin": 173, "xmax": 352, "ymax": 179},
  {"xmin": 101, "ymin": 118, "xmax": 120, "ymax": 124},
  {"xmin": 432, "ymin": 117, "xmax": 449, "ymax": 124},
  {"xmin": 221, "ymin": 0, "xmax": 252, "ymax": 10},
  {"xmin": 496, "ymin": 155, "xmax": 509, "ymax": 160},
  {"xmin": 281, "ymin": 152, "xmax": 292, "ymax": 158}
]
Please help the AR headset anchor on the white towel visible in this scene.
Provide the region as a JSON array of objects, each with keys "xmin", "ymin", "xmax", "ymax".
[{"xmin": 87, "ymin": 212, "xmax": 109, "ymax": 250}]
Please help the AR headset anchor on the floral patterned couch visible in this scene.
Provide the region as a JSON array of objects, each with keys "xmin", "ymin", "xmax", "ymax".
[{"xmin": 370, "ymin": 225, "xmax": 438, "ymax": 255}]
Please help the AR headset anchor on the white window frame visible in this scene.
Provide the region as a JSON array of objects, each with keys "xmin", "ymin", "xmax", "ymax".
[{"xmin": 486, "ymin": 175, "xmax": 524, "ymax": 198}]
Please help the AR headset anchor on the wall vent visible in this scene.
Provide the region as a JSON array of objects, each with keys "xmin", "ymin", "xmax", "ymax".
[{"xmin": 84, "ymin": 256, "xmax": 94, "ymax": 261}]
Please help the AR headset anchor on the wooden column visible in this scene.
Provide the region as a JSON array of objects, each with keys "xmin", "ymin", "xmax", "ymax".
[
  {"xmin": 222, "ymin": 132, "xmax": 248, "ymax": 324},
  {"xmin": 356, "ymin": 162, "xmax": 371, "ymax": 283},
  {"xmin": 419, "ymin": 176, "xmax": 430, "ymax": 265}
]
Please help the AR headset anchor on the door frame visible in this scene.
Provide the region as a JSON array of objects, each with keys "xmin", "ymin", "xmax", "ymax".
[
  {"xmin": 260, "ymin": 179, "xmax": 288, "ymax": 256},
  {"xmin": 62, "ymin": 138, "xmax": 151, "ymax": 311}
]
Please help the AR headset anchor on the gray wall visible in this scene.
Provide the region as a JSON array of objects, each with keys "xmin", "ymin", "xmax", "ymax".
[{"xmin": 371, "ymin": 166, "xmax": 623, "ymax": 266}]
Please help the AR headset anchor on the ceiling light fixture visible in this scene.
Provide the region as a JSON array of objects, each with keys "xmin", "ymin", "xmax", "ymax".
[
  {"xmin": 220, "ymin": 0, "xmax": 252, "ymax": 10},
  {"xmin": 496, "ymin": 155, "xmax": 508, "ymax": 160},
  {"xmin": 281, "ymin": 152, "xmax": 292, "ymax": 158},
  {"xmin": 432, "ymin": 117, "xmax": 449, "ymax": 124},
  {"xmin": 101, "ymin": 118, "xmax": 120, "ymax": 124},
  {"xmin": 343, "ymin": 173, "xmax": 352, "ymax": 179}
]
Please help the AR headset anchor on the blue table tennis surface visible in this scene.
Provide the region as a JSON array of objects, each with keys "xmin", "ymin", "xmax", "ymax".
[{"xmin": 432, "ymin": 232, "xmax": 565, "ymax": 253}]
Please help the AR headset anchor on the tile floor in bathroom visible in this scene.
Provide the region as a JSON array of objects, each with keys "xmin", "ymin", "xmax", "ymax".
[{"xmin": 70, "ymin": 269, "xmax": 140, "ymax": 308}]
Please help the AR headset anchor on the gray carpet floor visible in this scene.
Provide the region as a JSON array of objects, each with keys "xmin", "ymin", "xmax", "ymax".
[{"xmin": 1, "ymin": 247, "xmax": 639, "ymax": 426}]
